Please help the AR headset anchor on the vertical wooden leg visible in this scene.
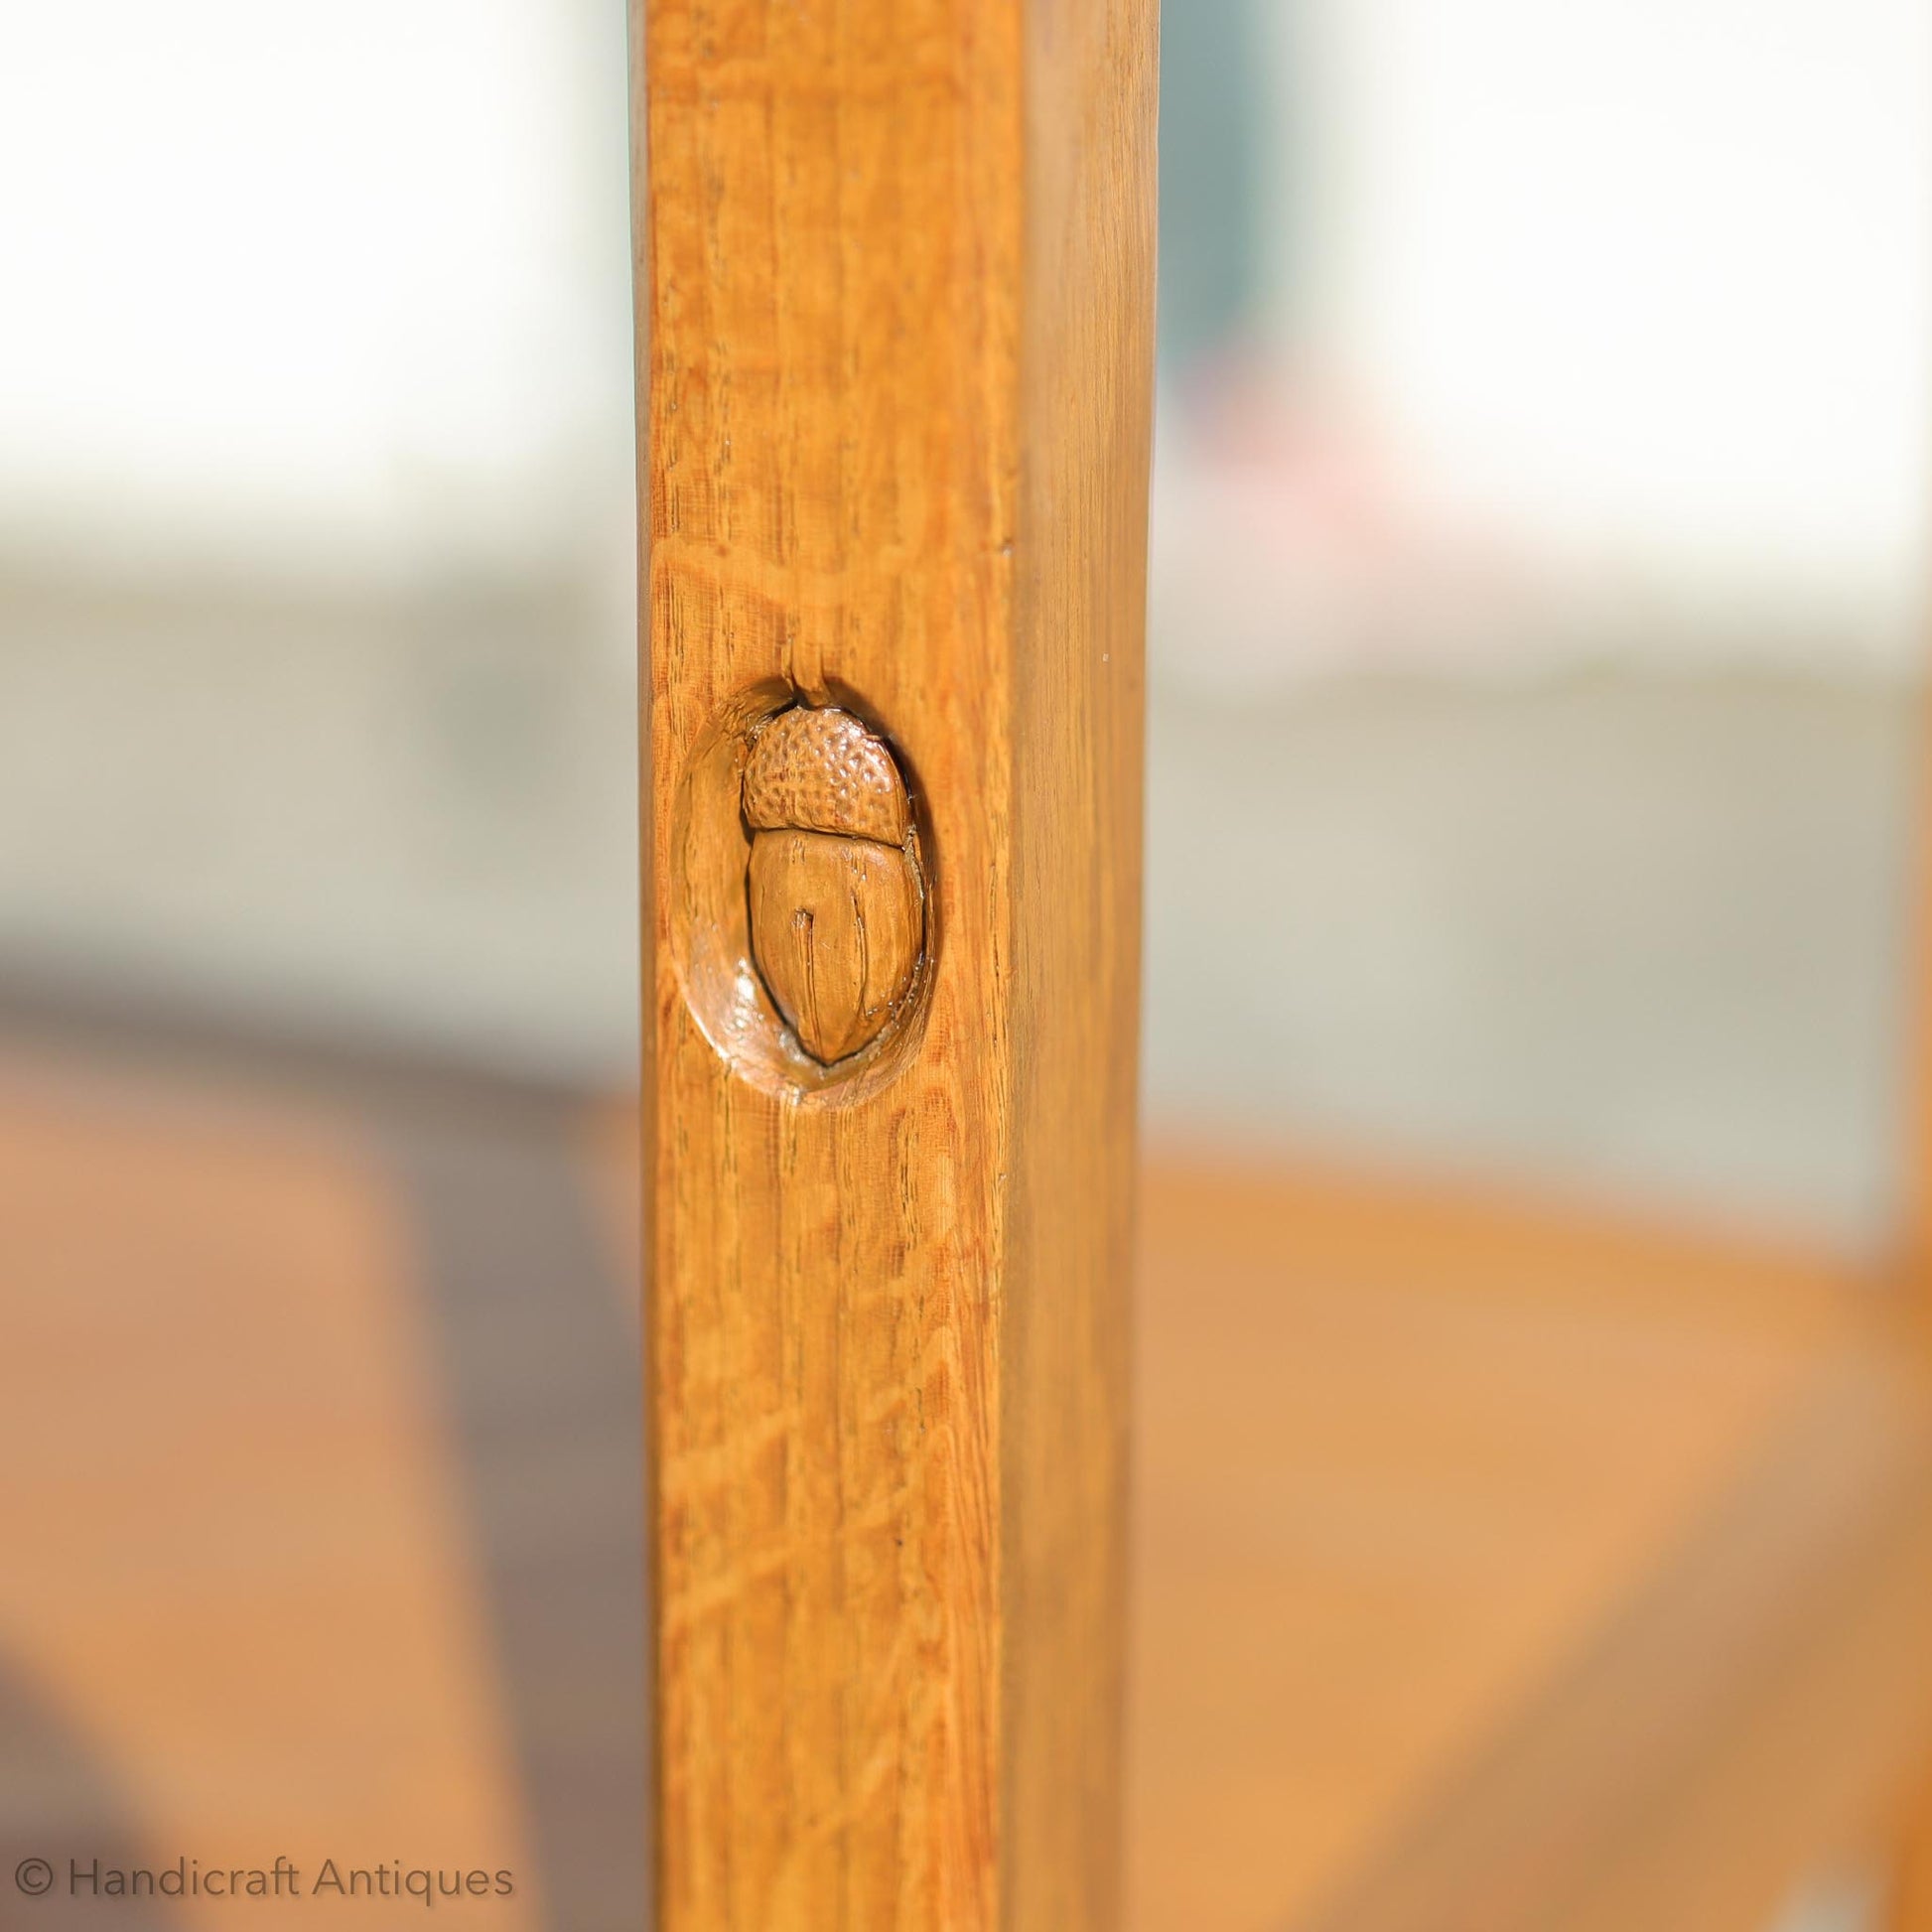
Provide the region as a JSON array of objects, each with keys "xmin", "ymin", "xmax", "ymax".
[{"xmin": 632, "ymin": 2, "xmax": 1156, "ymax": 1927}]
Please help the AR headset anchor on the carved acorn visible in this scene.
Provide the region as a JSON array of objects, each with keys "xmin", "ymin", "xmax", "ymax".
[{"xmin": 742, "ymin": 706, "xmax": 924, "ymax": 1065}]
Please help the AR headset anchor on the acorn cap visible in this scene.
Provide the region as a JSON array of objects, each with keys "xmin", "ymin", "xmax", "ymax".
[{"xmin": 743, "ymin": 707, "xmax": 909, "ymax": 846}]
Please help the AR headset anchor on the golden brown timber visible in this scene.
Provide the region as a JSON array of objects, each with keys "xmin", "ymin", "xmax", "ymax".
[
  {"xmin": 743, "ymin": 707, "xmax": 925, "ymax": 1065},
  {"xmin": 634, "ymin": 0, "xmax": 1157, "ymax": 1925}
]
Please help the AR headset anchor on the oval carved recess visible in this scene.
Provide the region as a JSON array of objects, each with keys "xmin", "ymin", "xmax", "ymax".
[{"xmin": 741, "ymin": 707, "xmax": 925, "ymax": 1065}]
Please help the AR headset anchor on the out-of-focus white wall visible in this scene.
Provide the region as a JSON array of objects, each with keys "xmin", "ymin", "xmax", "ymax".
[
  {"xmin": 0, "ymin": 0, "xmax": 633, "ymax": 583},
  {"xmin": 15, "ymin": 0, "xmax": 1922, "ymax": 641},
  {"xmin": 1158, "ymin": 0, "xmax": 1932, "ymax": 684},
  {"xmin": 1311, "ymin": 0, "xmax": 1932, "ymax": 607},
  {"xmin": 0, "ymin": 0, "xmax": 642, "ymax": 1083}
]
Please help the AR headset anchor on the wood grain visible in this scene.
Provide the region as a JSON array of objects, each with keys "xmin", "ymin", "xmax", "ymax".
[
  {"xmin": 743, "ymin": 706, "xmax": 924, "ymax": 1064},
  {"xmin": 1893, "ymin": 1758, "xmax": 1932, "ymax": 1931},
  {"xmin": 1126, "ymin": 1155, "xmax": 1932, "ymax": 1932},
  {"xmin": 746, "ymin": 828, "xmax": 922, "ymax": 1065},
  {"xmin": 0, "ymin": 1056, "xmax": 543, "ymax": 1929},
  {"xmin": 635, "ymin": 1, "xmax": 1155, "ymax": 1926},
  {"xmin": 9, "ymin": 1027, "xmax": 1932, "ymax": 1931}
]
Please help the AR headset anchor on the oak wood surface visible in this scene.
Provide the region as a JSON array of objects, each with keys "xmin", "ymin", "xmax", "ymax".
[
  {"xmin": 1894, "ymin": 1758, "xmax": 1932, "ymax": 1931},
  {"xmin": 1126, "ymin": 1159, "xmax": 1932, "ymax": 1932},
  {"xmin": 746, "ymin": 824, "xmax": 923, "ymax": 1064},
  {"xmin": 0, "ymin": 1055, "xmax": 547, "ymax": 1929},
  {"xmin": 7, "ymin": 1037, "xmax": 1932, "ymax": 1930},
  {"xmin": 741, "ymin": 706, "xmax": 924, "ymax": 1063},
  {"xmin": 635, "ymin": 2, "xmax": 1155, "ymax": 1927}
]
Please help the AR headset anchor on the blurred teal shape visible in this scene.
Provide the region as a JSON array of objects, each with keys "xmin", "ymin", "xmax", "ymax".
[{"xmin": 1158, "ymin": 0, "xmax": 1270, "ymax": 374}]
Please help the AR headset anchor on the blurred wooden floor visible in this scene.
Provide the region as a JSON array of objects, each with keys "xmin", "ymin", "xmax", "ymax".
[{"xmin": 4, "ymin": 1019, "xmax": 1931, "ymax": 1930}]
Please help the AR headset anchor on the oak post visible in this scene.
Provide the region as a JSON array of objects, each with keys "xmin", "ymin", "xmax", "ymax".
[{"xmin": 633, "ymin": 1, "xmax": 1156, "ymax": 1926}]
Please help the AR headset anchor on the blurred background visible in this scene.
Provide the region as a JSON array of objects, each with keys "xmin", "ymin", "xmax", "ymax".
[
  {"xmin": 4, "ymin": 2, "xmax": 1931, "ymax": 1929},
  {"xmin": 4, "ymin": 0, "xmax": 1931, "ymax": 1241}
]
